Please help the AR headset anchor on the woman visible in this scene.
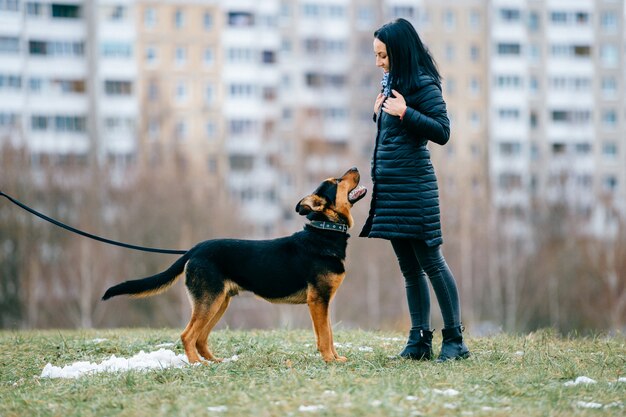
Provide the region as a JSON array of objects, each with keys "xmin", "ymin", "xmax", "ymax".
[{"xmin": 360, "ymin": 18, "xmax": 469, "ymax": 362}]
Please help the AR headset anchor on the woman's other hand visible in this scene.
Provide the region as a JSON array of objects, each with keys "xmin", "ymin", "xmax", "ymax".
[
  {"xmin": 382, "ymin": 89, "xmax": 407, "ymax": 117},
  {"xmin": 374, "ymin": 93, "xmax": 385, "ymax": 114}
]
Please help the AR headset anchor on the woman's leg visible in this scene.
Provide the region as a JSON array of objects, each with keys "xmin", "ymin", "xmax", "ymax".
[
  {"xmin": 410, "ymin": 241, "xmax": 469, "ymax": 361},
  {"xmin": 391, "ymin": 239, "xmax": 431, "ymax": 330},
  {"xmin": 390, "ymin": 239, "xmax": 434, "ymax": 360},
  {"xmin": 409, "ymin": 241, "xmax": 460, "ymax": 329}
]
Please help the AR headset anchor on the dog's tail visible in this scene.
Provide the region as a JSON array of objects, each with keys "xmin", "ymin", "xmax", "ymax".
[{"xmin": 102, "ymin": 252, "xmax": 191, "ymax": 300}]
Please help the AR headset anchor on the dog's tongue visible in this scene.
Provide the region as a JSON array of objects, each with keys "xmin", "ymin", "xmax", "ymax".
[{"xmin": 349, "ymin": 185, "xmax": 367, "ymax": 202}]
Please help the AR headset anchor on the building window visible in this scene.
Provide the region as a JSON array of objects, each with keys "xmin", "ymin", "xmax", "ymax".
[
  {"xmin": 229, "ymin": 84, "xmax": 255, "ymax": 99},
  {"xmin": 495, "ymin": 74, "xmax": 523, "ymax": 89},
  {"xmin": 227, "ymin": 47, "xmax": 253, "ymax": 63},
  {"xmin": 391, "ymin": 6, "xmax": 414, "ymax": 19},
  {"xmin": 601, "ymin": 77, "xmax": 617, "ymax": 98},
  {"xmin": 528, "ymin": 11, "xmax": 540, "ymax": 31},
  {"xmin": 498, "ymin": 173, "xmax": 523, "ymax": 190},
  {"xmin": 600, "ymin": 44, "xmax": 618, "ymax": 67},
  {"xmin": 356, "ymin": 6, "xmax": 374, "ymax": 27},
  {"xmin": 147, "ymin": 80, "xmax": 158, "ymax": 101},
  {"xmin": 470, "ymin": 45, "xmax": 480, "ymax": 62},
  {"xmin": 203, "ymin": 47, "xmax": 214, "ymax": 67},
  {"xmin": 228, "ymin": 11, "xmax": 254, "ymax": 27},
  {"xmin": 174, "ymin": 9, "xmax": 184, "ymax": 29},
  {"xmin": 26, "ymin": 2, "xmax": 44, "ymax": 16},
  {"xmin": 469, "ymin": 77, "xmax": 480, "ymax": 96},
  {"xmin": 0, "ymin": 74, "xmax": 21, "ymax": 91},
  {"xmin": 101, "ymin": 42, "xmax": 132, "ymax": 58},
  {"xmin": 445, "ymin": 44, "xmax": 455, "ymax": 62},
  {"xmin": 148, "ymin": 118, "xmax": 159, "ymax": 140},
  {"xmin": 0, "ymin": 112, "xmax": 19, "ymax": 127},
  {"xmin": 145, "ymin": 45, "xmax": 157, "ymax": 65},
  {"xmin": 262, "ymin": 50, "xmax": 276, "ymax": 64},
  {"xmin": 500, "ymin": 8, "xmax": 521, "ymax": 23},
  {"xmin": 443, "ymin": 10, "xmax": 456, "ymax": 30},
  {"xmin": 601, "ymin": 11, "xmax": 618, "ymax": 33},
  {"xmin": 0, "ymin": 36, "xmax": 20, "ymax": 54},
  {"xmin": 0, "ymin": 0, "xmax": 20, "ymax": 12},
  {"xmin": 602, "ymin": 175, "xmax": 618, "ymax": 192},
  {"xmin": 229, "ymin": 154, "xmax": 254, "ymax": 171},
  {"xmin": 174, "ymin": 119, "xmax": 187, "ymax": 140},
  {"xmin": 498, "ymin": 108, "xmax": 520, "ymax": 121},
  {"xmin": 550, "ymin": 11, "xmax": 567, "ymax": 24},
  {"xmin": 602, "ymin": 110, "xmax": 617, "ymax": 129},
  {"xmin": 469, "ymin": 10, "xmax": 481, "ymax": 30},
  {"xmin": 51, "ymin": 4, "xmax": 81, "ymax": 19},
  {"xmin": 497, "ymin": 43, "xmax": 521, "ymax": 56},
  {"xmin": 204, "ymin": 83, "xmax": 214, "ymax": 105},
  {"xmin": 206, "ymin": 121, "xmax": 216, "ymax": 139},
  {"xmin": 602, "ymin": 142, "xmax": 618, "ymax": 158},
  {"xmin": 31, "ymin": 115, "xmax": 48, "ymax": 131},
  {"xmin": 575, "ymin": 143, "xmax": 592, "ymax": 155},
  {"xmin": 175, "ymin": 46, "xmax": 187, "ymax": 66},
  {"xmin": 445, "ymin": 78, "xmax": 456, "ymax": 95},
  {"xmin": 104, "ymin": 80, "xmax": 132, "ymax": 96},
  {"xmin": 144, "ymin": 8, "xmax": 156, "ymax": 28},
  {"xmin": 175, "ymin": 80, "xmax": 188, "ymax": 102},
  {"xmin": 499, "ymin": 142, "xmax": 522, "ymax": 156},
  {"xmin": 203, "ymin": 11, "xmax": 213, "ymax": 30}
]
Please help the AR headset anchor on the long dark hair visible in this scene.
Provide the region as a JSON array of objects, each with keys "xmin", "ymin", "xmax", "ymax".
[{"xmin": 374, "ymin": 18, "xmax": 441, "ymax": 92}]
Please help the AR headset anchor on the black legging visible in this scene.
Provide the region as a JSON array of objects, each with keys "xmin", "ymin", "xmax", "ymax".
[{"xmin": 391, "ymin": 239, "xmax": 461, "ymax": 330}]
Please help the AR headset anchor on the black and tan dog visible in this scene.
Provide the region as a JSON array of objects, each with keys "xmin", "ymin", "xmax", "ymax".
[{"xmin": 102, "ymin": 167, "xmax": 367, "ymax": 363}]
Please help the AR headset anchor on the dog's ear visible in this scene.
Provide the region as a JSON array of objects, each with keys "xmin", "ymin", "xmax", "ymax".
[{"xmin": 295, "ymin": 195, "xmax": 326, "ymax": 216}]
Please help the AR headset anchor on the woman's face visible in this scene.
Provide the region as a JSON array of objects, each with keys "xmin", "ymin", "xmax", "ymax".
[{"xmin": 373, "ymin": 38, "xmax": 389, "ymax": 73}]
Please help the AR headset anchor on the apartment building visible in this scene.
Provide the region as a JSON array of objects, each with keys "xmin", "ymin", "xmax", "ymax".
[
  {"xmin": 136, "ymin": 0, "xmax": 224, "ymax": 188},
  {"xmin": 490, "ymin": 0, "xmax": 625, "ymax": 238},
  {"xmin": 0, "ymin": 0, "xmax": 138, "ymax": 172}
]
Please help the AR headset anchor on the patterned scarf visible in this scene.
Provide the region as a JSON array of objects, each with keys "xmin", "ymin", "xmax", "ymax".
[{"xmin": 381, "ymin": 72, "xmax": 392, "ymax": 97}]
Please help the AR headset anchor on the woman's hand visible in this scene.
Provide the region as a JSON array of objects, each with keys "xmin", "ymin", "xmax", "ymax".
[
  {"xmin": 374, "ymin": 93, "xmax": 385, "ymax": 114},
  {"xmin": 382, "ymin": 89, "xmax": 407, "ymax": 117}
]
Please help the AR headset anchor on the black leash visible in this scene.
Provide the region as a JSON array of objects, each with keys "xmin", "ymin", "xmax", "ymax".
[{"xmin": 0, "ymin": 190, "xmax": 187, "ymax": 255}]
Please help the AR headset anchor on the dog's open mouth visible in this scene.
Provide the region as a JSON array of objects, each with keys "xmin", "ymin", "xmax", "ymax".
[{"xmin": 348, "ymin": 185, "xmax": 367, "ymax": 204}]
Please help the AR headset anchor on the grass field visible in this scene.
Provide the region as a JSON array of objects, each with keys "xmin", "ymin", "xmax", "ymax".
[{"xmin": 0, "ymin": 328, "xmax": 624, "ymax": 416}]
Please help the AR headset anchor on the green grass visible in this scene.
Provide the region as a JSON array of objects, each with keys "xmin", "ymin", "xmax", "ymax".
[{"xmin": 1, "ymin": 328, "xmax": 624, "ymax": 416}]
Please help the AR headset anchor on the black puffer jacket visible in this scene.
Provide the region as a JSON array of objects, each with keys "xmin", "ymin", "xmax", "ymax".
[{"xmin": 359, "ymin": 74, "xmax": 450, "ymax": 246}]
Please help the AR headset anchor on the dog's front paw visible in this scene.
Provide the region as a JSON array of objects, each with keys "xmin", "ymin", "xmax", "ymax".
[{"xmin": 335, "ymin": 355, "xmax": 347, "ymax": 363}]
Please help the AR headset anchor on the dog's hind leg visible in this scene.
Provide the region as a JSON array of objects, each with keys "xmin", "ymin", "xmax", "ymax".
[
  {"xmin": 181, "ymin": 292, "xmax": 227, "ymax": 364},
  {"xmin": 196, "ymin": 295, "xmax": 231, "ymax": 362}
]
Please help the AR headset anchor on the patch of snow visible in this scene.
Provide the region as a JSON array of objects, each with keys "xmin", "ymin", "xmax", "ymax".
[
  {"xmin": 40, "ymin": 349, "xmax": 240, "ymax": 379},
  {"xmin": 514, "ymin": 351, "xmax": 524, "ymax": 356},
  {"xmin": 603, "ymin": 402, "xmax": 623, "ymax": 409},
  {"xmin": 377, "ymin": 337, "xmax": 403, "ymax": 342},
  {"xmin": 358, "ymin": 346, "xmax": 373, "ymax": 352},
  {"xmin": 298, "ymin": 405, "xmax": 325, "ymax": 412},
  {"xmin": 91, "ymin": 338, "xmax": 108, "ymax": 343},
  {"xmin": 370, "ymin": 400, "xmax": 382, "ymax": 407},
  {"xmin": 618, "ymin": 377, "xmax": 626, "ymax": 383},
  {"xmin": 323, "ymin": 390, "xmax": 336, "ymax": 396},
  {"xmin": 206, "ymin": 406, "xmax": 228, "ymax": 412},
  {"xmin": 564, "ymin": 376, "xmax": 597, "ymax": 386},
  {"xmin": 576, "ymin": 401, "xmax": 602, "ymax": 409},
  {"xmin": 443, "ymin": 403, "xmax": 457, "ymax": 409},
  {"xmin": 433, "ymin": 388, "xmax": 460, "ymax": 397},
  {"xmin": 406, "ymin": 396, "xmax": 418, "ymax": 401},
  {"xmin": 155, "ymin": 342, "xmax": 176, "ymax": 348}
]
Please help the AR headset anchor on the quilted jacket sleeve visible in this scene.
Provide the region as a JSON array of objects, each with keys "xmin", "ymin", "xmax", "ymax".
[{"xmin": 400, "ymin": 79, "xmax": 450, "ymax": 146}]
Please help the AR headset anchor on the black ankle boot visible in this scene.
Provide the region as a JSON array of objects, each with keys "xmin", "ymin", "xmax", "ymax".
[
  {"xmin": 437, "ymin": 326, "xmax": 470, "ymax": 362},
  {"xmin": 399, "ymin": 329, "xmax": 433, "ymax": 360}
]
